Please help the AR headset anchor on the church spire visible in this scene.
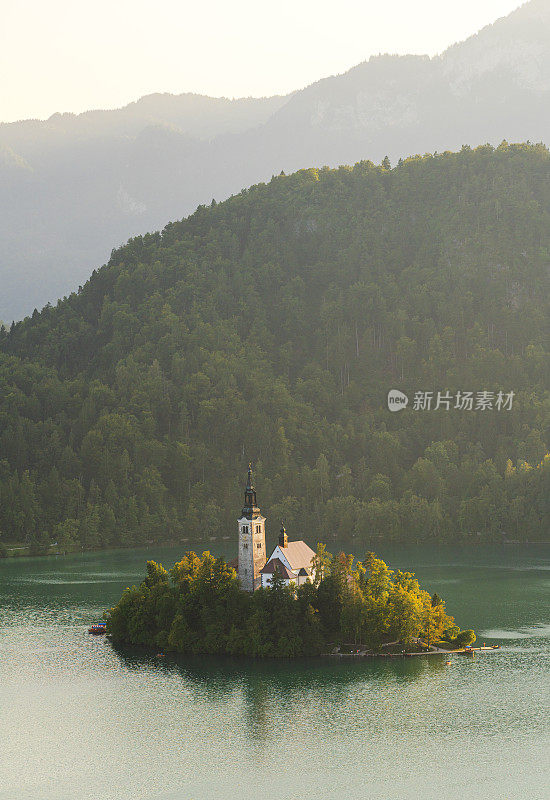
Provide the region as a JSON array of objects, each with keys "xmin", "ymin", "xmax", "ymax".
[
  {"xmin": 242, "ymin": 462, "xmax": 260, "ymax": 519},
  {"xmin": 238, "ymin": 462, "xmax": 266, "ymax": 591},
  {"xmin": 279, "ymin": 524, "xmax": 288, "ymax": 548}
]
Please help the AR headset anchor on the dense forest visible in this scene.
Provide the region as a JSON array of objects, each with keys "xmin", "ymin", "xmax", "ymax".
[
  {"xmin": 0, "ymin": 143, "xmax": 549, "ymax": 551},
  {"xmin": 106, "ymin": 550, "xmax": 470, "ymax": 657}
]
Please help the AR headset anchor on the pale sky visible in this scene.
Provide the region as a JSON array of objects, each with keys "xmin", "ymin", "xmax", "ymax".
[{"xmin": 1, "ymin": 0, "xmax": 524, "ymax": 123}]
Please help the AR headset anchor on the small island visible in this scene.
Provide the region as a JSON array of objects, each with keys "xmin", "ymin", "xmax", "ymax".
[
  {"xmin": 106, "ymin": 467, "xmax": 475, "ymax": 657},
  {"xmin": 106, "ymin": 547, "xmax": 475, "ymax": 657}
]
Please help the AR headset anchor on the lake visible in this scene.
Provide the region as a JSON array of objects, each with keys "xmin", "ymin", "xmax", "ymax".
[{"xmin": 0, "ymin": 542, "xmax": 549, "ymax": 800}]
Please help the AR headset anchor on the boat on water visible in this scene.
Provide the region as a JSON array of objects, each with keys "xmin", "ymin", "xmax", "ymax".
[{"xmin": 88, "ymin": 623, "xmax": 107, "ymax": 635}]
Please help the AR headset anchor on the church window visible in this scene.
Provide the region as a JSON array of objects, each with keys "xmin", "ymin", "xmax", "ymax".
[{"xmin": 256, "ymin": 542, "xmax": 262, "ymax": 548}]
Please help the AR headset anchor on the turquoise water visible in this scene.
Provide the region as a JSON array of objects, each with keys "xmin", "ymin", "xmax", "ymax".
[{"xmin": 0, "ymin": 543, "xmax": 549, "ymax": 800}]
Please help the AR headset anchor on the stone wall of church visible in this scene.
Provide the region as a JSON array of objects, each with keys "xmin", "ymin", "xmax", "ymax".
[{"xmin": 238, "ymin": 516, "xmax": 266, "ymax": 591}]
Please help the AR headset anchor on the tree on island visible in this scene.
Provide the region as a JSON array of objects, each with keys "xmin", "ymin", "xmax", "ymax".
[{"xmin": 106, "ymin": 546, "xmax": 473, "ymax": 657}]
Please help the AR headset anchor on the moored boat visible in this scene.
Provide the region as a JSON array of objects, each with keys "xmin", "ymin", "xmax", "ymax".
[{"xmin": 88, "ymin": 622, "xmax": 107, "ymax": 635}]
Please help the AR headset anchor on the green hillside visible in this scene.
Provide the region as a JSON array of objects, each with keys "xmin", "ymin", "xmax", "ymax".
[{"xmin": 0, "ymin": 143, "xmax": 549, "ymax": 551}]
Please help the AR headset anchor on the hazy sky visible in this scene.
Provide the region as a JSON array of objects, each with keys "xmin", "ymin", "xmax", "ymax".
[{"xmin": 2, "ymin": 0, "xmax": 523, "ymax": 123}]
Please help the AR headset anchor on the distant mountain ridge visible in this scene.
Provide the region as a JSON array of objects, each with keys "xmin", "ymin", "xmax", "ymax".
[
  {"xmin": 3, "ymin": 0, "xmax": 550, "ymax": 320},
  {"xmin": 0, "ymin": 92, "xmax": 289, "ymax": 144}
]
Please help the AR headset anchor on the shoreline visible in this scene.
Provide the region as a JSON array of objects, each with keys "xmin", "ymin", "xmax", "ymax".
[
  {"xmin": 325, "ymin": 645, "xmax": 500, "ymax": 659},
  {"xmin": 2, "ymin": 537, "xmax": 549, "ymax": 562},
  {"xmin": 0, "ymin": 539, "xmax": 188, "ymax": 560},
  {"xmin": 104, "ymin": 635, "xmax": 500, "ymax": 661}
]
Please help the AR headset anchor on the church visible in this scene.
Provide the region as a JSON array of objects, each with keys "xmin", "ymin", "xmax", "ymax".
[{"xmin": 237, "ymin": 464, "xmax": 316, "ymax": 591}]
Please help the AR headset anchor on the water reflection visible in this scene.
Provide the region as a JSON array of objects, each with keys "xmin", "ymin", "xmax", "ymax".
[
  {"xmin": 112, "ymin": 641, "xmax": 436, "ymax": 691},
  {"xmin": 1, "ymin": 545, "xmax": 549, "ymax": 800},
  {"xmin": 111, "ymin": 641, "xmax": 448, "ymax": 739}
]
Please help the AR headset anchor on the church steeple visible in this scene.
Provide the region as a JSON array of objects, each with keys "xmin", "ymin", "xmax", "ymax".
[
  {"xmin": 238, "ymin": 462, "xmax": 266, "ymax": 591},
  {"xmin": 242, "ymin": 462, "xmax": 260, "ymax": 519},
  {"xmin": 279, "ymin": 524, "xmax": 288, "ymax": 548}
]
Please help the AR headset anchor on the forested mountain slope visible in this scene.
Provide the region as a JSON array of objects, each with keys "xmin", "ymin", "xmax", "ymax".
[
  {"xmin": 4, "ymin": 0, "xmax": 550, "ymax": 321},
  {"xmin": 0, "ymin": 144, "xmax": 549, "ymax": 551}
]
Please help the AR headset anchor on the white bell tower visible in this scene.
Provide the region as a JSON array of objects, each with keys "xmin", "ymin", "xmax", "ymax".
[{"xmin": 238, "ymin": 463, "xmax": 266, "ymax": 591}]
